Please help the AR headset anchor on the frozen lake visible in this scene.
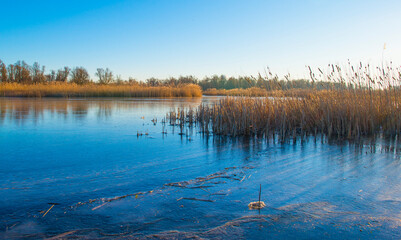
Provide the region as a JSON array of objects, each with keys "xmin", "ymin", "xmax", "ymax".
[{"xmin": 1, "ymin": 97, "xmax": 401, "ymax": 239}]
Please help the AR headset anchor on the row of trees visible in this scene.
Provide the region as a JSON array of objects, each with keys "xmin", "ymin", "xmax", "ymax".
[
  {"xmin": 1, "ymin": 59, "xmax": 340, "ymax": 90},
  {"xmin": 0, "ymin": 60, "xmax": 115, "ymax": 85},
  {"xmin": 149, "ymin": 75, "xmax": 342, "ymax": 90}
]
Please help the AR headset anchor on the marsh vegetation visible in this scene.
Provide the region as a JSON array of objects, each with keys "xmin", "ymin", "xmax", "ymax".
[
  {"xmin": 168, "ymin": 63, "xmax": 401, "ymax": 140},
  {"xmin": 0, "ymin": 82, "xmax": 202, "ymax": 98}
]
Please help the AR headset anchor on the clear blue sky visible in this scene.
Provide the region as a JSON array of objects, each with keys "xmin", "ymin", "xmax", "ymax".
[{"xmin": 1, "ymin": 0, "xmax": 400, "ymax": 80}]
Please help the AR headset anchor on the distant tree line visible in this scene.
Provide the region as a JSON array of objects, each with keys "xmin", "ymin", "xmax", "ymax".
[
  {"xmin": 0, "ymin": 60, "xmax": 91, "ymax": 84},
  {"xmin": 0, "ymin": 59, "xmax": 342, "ymax": 90},
  {"xmin": 141, "ymin": 74, "xmax": 344, "ymax": 90},
  {"xmin": 0, "ymin": 59, "xmax": 119, "ymax": 85}
]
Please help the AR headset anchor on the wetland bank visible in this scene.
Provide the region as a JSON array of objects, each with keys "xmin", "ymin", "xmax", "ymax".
[{"xmin": 1, "ymin": 96, "xmax": 401, "ymax": 239}]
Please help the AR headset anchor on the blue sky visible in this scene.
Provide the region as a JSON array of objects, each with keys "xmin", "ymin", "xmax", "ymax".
[{"xmin": 1, "ymin": 0, "xmax": 400, "ymax": 80}]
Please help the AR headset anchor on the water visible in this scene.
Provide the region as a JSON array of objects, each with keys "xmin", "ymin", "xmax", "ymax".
[{"xmin": 1, "ymin": 97, "xmax": 401, "ymax": 239}]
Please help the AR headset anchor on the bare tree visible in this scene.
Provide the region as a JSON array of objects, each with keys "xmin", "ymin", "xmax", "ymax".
[
  {"xmin": 7, "ymin": 64, "xmax": 15, "ymax": 83},
  {"xmin": 32, "ymin": 62, "xmax": 46, "ymax": 83},
  {"xmin": 71, "ymin": 67, "xmax": 90, "ymax": 84},
  {"xmin": 115, "ymin": 75, "xmax": 123, "ymax": 84},
  {"xmin": 146, "ymin": 77, "xmax": 160, "ymax": 86},
  {"xmin": 56, "ymin": 67, "xmax": 70, "ymax": 82},
  {"xmin": 14, "ymin": 61, "xmax": 32, "ymax": 83},
  {"xmin": 46, "ymin": 70, "xmax": 56, "ymax": 82},
  {"xmin": 0, "ymin": 60, "xmax": 7, "ymax": 83},
  {"xmin": 128, "ymin": 77, "xmax": 139, "ymax": 85},
  {"xmin": 95, "ymin": 68, "xmax": 114, "ymax": 84}
]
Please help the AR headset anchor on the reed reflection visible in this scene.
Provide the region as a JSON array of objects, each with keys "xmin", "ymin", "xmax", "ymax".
[{"xmin": 0, "ymin": 98, "xmax": 205, "ymax": 126}]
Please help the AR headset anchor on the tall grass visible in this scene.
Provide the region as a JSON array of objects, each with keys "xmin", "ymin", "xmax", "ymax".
[
  {"xmin": 203, "ymin": 87, "xmax": 268, "ymax": 96},
  {"xmin": 0, "ymin": 82, "xmax": 202, "ymax": 98},
  {"xmin": 169, "ymin": 63, "xmax": 401, "ymax": 140},
  {"xmin": 169, "ymin": 89, "xmax": 401, "ymax": 140},
  {"xmin": 203, "ymin": 87, "xmax": 314, "ymax": 97}
]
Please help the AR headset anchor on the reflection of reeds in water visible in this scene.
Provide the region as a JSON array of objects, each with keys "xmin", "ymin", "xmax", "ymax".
[
  {"xmin": 0, "ymin": 100, "xmax": 116, "ymax": 124},
  {"xmin": 0, "ymin": 83, "xmax": 202, "ymax": 98},
  {"xmin": 0, "ymin": 98, "xmax": 204, "ymax": 126},
  {"xmin": 0, "ymin": 100, "xmax": 90, "ymax": 124}
]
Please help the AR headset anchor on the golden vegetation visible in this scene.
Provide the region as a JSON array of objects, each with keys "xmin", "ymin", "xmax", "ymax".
[
  {"xmin": 169, "ymin": 63, "xmax": 401, "ymax": 140},
  {"xmin": 169, "ymin": 89, "xmax": 401, "ymax": 139},
  {"xmin": 0, "ymin": 82, "xmax": 202, "ymax": 98},
  {"xmin": 203, "ymin": 87, "xmax": 268, "ymax": 96},
  {"xmin": 203, "ymin": 87, "xmax": 314, "ymax": 97}
]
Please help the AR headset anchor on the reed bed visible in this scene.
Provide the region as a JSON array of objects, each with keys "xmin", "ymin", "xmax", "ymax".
[
  {"xmin": 203, "ymin": 87, "xmax": 315, "ymax": 98},
  {"xmin": 203, "ymin": 87, "xmax": 268, "ymax": 96},
  {"xmin": 0, "ymin": 82, "xmax": 202, "ymax": 98},
  {"xmin": 169, "ymin": 63, "xmax": 401, "ymax": 140},
  {"xmin": 168, "ymin": 89, "xmax": 401, "ymax": 140}
]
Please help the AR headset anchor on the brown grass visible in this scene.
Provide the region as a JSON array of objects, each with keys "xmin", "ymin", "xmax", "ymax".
[
  {"xmin": 0, "ymin": 82, "xmax": 202, "ymax": 98},
  {"xmin": 203, "ymin": 87, "xmax": 315, "ymax": 98},
  {"xmin": 203, "ymin": 87, "xmax": 268, "ymax": 96},
  {"xmin": 169, "ymin": 63, "xmax": 401, "ymax": 140},
  {"xmin": 169, "ymin": 88, "xmax": 401, "ymax": 140}
]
